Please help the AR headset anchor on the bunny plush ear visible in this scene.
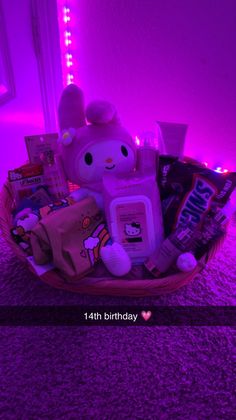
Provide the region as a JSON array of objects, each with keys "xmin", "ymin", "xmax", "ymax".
[
  {"xmin": 58, "ymin": 84, "xmax": 86, "ymax": 132},
  {"xmin": 86, "ymin": 100, "xmax": 119, "ymax": 125}
]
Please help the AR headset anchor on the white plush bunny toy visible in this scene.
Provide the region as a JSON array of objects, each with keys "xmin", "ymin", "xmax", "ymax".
[{"xmin": 58, "ymin": 84, "xmax": 137, "ymax": 276}]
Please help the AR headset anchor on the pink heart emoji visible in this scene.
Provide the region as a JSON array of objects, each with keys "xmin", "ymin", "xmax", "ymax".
[{"xmin": 141, "ymin": 311, "xmax": 152, "ymax": 321}]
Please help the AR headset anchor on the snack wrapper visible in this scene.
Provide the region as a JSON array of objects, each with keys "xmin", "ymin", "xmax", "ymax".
[
  {"xmin": 8, "ymin": 164, "xmax": 45, "ymax": 207},
  {"xmin": 158, "ymin": 157, "xmax": 236, "ymax": 236},
  {"xmin": 39, "ymin": 196, "xmax": 76, "ymax": 218}
]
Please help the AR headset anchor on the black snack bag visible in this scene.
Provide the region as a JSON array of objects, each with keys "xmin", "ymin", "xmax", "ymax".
[{"xmin": 158, "ymin": 157, "xmax": 236, "ymax": 236}]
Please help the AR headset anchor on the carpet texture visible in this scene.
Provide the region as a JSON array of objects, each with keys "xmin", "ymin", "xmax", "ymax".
[{"xmin": 0, "ymin": 220, "xmax": 236, "ymax": 419}]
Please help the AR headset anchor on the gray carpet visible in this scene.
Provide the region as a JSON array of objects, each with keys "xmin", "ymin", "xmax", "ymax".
[{"xmin": 0, "ymin": 220, "xmax": 236, "ymax": 419}]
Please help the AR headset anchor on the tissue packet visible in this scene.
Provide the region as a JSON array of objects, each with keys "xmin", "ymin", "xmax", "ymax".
[{"xmin": 103, "ymin": 172, "xmax": 164, "ymax": 264}]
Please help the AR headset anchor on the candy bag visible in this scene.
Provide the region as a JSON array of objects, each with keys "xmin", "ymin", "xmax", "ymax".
[{"xmin": 158, "ymin": 157, "xmax": 236, "ymax": 236}]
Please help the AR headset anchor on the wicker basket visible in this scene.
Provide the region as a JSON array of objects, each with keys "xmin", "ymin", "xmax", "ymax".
[{"xmin": 0, "ymin": 178, "xmax": 223, "ymax": 297}]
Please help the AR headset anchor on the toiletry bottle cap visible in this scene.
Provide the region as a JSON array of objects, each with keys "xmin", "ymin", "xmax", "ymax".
[{"xmin": 138, "ymin": 131, "xmax": 158, "ymax": 149}]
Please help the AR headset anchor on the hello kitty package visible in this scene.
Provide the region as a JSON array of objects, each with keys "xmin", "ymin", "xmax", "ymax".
[{"xmin": 103, "ymin": 173, "xmax": 164, "ymax": 264}]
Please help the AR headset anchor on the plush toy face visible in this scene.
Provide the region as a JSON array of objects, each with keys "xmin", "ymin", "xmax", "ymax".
[
  {"xmin": 75, "ymin": 139, "xmax": 136, "ymax": 183},
  {"xmin": 58, "ymin": 85, "xmax": 136, "ymax": 187}
]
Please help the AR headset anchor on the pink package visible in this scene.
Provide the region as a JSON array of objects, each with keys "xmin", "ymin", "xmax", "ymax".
[{"xmin": 103, "ymin": 172, "xmax": 164, "ymax": 264}]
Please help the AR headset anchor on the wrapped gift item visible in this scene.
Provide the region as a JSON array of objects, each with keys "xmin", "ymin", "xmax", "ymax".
[
  {"xmin": 11, "ymin": 208, "xmax": 39, "ymax": 256},
  {"xmin": 10, "ymin": 195, "xmax": 76, "ymax": 256},
  {"xmin": 39, "ymin": 196, "xmax": 76, "ymax": 218},
  {"xmin": 30, "ymin": 197, "xmax": 110, "ymax": 279}
]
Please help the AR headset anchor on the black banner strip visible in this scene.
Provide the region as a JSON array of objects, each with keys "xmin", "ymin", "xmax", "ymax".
[{"xmin": 0, "ymin": 306, "xmax": 235, "ymax": 326}]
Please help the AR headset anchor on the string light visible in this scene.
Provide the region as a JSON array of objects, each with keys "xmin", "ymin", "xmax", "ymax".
[
  {"xmin": 200, "ymin": 161, "xmax": 231, "ymax": 173},
  {"xmin": 135, "ymin": 132, "xmax": 231, "ymax": 171},
  {"xmin": 135, "ymin": 136, "xmax": 140, "ymax": 146},
  {"xmin": 58, "ymin": 1, "xmax": 77, "ymax": 86},
  {"xmin": 63, "ymin": 6, "xmax": 73, "ymax": 84},
  {"xmin": 67, "ymin": 74, "xmax": 74, "ymax": 84},
  {"xmin": 66, "ymin": 53, "xmax": 73, "ymax": 67},
  {"xmin": 63, "ymin": 6, "xmax": 71, "ymax": 22},
  {"xmin": 213, "ymin": 166, "xmax": 230, "ymax": 173},
  {"xmin": 134, "ymin": 140, "xmax": 231, "ymax": 173}
]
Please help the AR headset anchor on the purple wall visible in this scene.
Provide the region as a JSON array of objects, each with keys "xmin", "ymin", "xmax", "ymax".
[
  {"xmin": 0, "ymin": 0, "xmax": 45, "ymax": 185},
  {"xmin": 1, "ymin": 0, "xmax": 235, "ymax": 187},
  {"xmin": 76, "ymin": 0, "xmax": 236, "ymax": 169}
]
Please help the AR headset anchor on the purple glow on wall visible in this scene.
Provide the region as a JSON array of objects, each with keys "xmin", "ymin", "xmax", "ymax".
[
  {"xmin": 72, "ymin": 0, "xmax": 236, "ymax": 170},
  {"xmin": 0, "ymin": 111, "xmax": 44, "ymax": 126},
  {"xmin": 0, "ymin": 84, "xmax": 8, "ymax": 95},
  {"xmin": 56, "ymin": 0, "xmax": 235, "ymax": 175},
  {"xmin": 0, "ymin": 0, "xmax": 46, "ymax": 186}
]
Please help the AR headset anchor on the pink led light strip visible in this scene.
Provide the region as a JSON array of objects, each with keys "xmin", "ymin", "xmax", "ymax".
[{"xmin": 57, "ymin": 1, "xmax": 77, "ymax": 86}]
